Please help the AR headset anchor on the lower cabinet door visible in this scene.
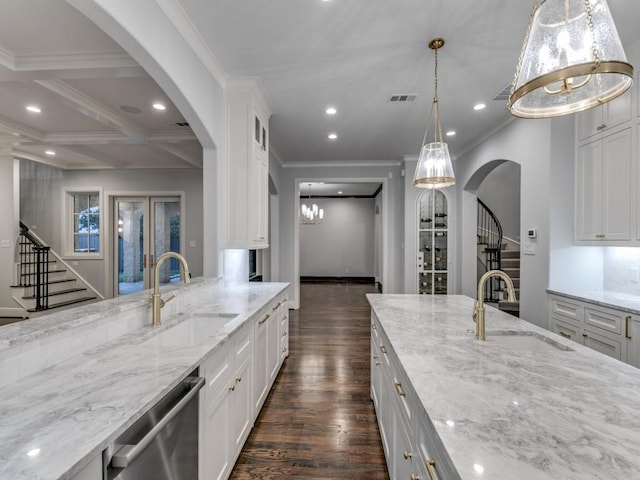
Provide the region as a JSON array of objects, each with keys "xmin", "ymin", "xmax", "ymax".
[
  {"xmin": 626, "ymin": 316, "xmax": 640, "ymax": 368},
  {"xmin": 229, "ymin": 355, "xmax": 253, "ymax": 460},
  {"xmin": 393, "ymin": 410, "xmax": 414, "ymax": 480},
  {"xmin": 254, "ymin": 311, "xmax": 269, "ymax": 412},
  {"xmin": 203, "ymin": 385, "xmax": 232, "ymax": 480}
]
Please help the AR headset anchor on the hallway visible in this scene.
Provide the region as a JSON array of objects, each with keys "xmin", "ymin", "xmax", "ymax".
[{"xmin": 229, "ymin": 282, "xmax": 389, "ymax": 479}]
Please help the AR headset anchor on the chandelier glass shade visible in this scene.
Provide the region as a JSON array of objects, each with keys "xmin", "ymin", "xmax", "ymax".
[
  {"xmin": 300, "ymin": 184, "xmax": 324, "ymax": 225},
  {"xmin": 508, "ymin": 0, "xmax": 633, "ymax": 118},
  {"xmin": 413, "ymin": 38, "xmax": 455, "ymax": 189}
]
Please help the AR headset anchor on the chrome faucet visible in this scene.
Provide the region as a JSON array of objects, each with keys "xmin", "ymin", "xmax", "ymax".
[
  {"xmin": 152, "ymin": 252, "xmax": 191, "ymax": 327},
  {"xmin": 472, "ymin": 269, "xmax": 517, "ymax": 340}
]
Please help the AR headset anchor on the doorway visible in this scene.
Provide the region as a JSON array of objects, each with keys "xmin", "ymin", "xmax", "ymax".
[{"xmin": 114, "ymin": 196, "xmax": 182, "ymax": 295}]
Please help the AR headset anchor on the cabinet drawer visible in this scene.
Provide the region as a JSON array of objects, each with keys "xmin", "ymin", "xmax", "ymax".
[
  {"xmin": 584, "ymin": 307, "xmax": 623, "ymax": 336},
  {"xmin": 551, "ymin": 317, "xmax": 581, "ymax": 343},
  {"xmin": 583, "ymin": 327, "xmax": 623, "ymax": 361},
  {"xmin": 550, "ymin": 297, "xmax": 582, "ymax": 324},
  {"xmin": 201, "ymin": 344, "xmax": 232, "ymax": 400}
]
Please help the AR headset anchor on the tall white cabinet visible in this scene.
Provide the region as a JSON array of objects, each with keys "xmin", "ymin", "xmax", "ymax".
[{"xmin": 226, "ymin": 79, "xmax": 271, "ymax": 249}]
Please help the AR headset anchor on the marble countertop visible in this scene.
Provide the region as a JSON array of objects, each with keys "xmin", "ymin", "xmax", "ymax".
[
  {"xmin": 367, "ymin": 294, "xmax": 640, "ymax": 480},
  {"xmin": 547, "ymin": 288, "xmax": 640, "ymax": 314},
  {"xmin": 0, "ymin": 279, "xmax": 288, "ymax": 480}
]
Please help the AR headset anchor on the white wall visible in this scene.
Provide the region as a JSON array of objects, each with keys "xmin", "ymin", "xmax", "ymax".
[
  {"xmin": 477, "ymin": 161, "xmax": 521, "ymax": 242},
  {"xmin": 300, "ymin": 197, "xmax": 375, "ymax": 277},
  {"xmin": 20, "ymin": 161, "xmax": 204, "ymax": 297},
  {"xmin": 374, "ymin": 192, "xmax": 383, "ymax": 284},
  {"xmin": 457, "ymin": 119, "xmax": 556, "ymax": 327}
]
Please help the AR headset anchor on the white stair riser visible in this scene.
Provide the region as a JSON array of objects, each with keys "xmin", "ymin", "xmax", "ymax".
[{"xmin": 21, "ymin": 289, "xmax": 88, "ymax": 309}]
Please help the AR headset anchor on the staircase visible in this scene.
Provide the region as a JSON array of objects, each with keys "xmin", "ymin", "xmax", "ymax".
[
  {"xmin": 11, "ymin": 223, "xmax": 99, "ymax": 316},
  {"xmin": 498, "ymin": 247, "xmax": 520, "ymax": 317},
  {"xmin": 477, "ymin": 200, "xmax": 520, "ymax": 317}
]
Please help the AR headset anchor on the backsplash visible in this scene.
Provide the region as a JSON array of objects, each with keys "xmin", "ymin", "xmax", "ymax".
[{"xmin": 604, "ymin": 248, "xmax": 640, "ymax": 296}]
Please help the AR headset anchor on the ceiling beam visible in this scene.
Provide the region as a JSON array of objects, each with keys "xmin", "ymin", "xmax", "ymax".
[
  {"xmin": 34, "ymin": 79, "xmax": 149, "ymax": 140},
  {"xmin": 153, "ymin": 143, "xmax": 202, "ymax": 168}
]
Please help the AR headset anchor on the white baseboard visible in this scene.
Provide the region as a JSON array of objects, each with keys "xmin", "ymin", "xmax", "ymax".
[{"xmin": 0, "ymin": 307, "xmax": 28, "ymax": 318}]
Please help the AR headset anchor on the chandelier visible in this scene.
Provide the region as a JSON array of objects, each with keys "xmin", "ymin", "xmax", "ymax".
[
  {"xmin": 508, "ymin": 0, "xmax": 633, "ymax": 118},
  {"xmin": 413, "ymin": 38, "xmax": 455, "ymax": 189},
  {"xmin": 300, "ymin": 183, "xmax": 324, "ymax": 225}
]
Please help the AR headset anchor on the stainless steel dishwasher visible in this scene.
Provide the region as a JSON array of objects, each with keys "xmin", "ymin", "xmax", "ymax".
[{"xmin": 103, "ymin": 370, "xmax": 204, "ymax": 480}]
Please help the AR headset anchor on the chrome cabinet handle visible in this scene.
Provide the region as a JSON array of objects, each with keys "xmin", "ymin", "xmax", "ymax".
[{"xmin": 626, "ymin": 316, "xmax": 632, "ymax": 339}]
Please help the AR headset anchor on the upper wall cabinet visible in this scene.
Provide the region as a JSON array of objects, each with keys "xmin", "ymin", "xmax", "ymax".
[
  {"xmin": 576, "ymin": 129, "xmax": 632, "ymax": 243},
  {"xmin": 226, "ymin": 80, "xmax": 271, "ymax": 249},
  {"xmin": 578, "ymin": 88, "xmax": 632, "ymax": 142}
]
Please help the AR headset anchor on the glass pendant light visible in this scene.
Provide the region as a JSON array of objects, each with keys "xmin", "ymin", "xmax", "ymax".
[
  {"xmin": 414, "ymin": 38, "xmax": 455, "ymax": 189},
  {"xmin": 508, "ymin": 0, "xmax": 633, "ymax": 118},
  {"xmin": 300, "ymin": 183, "xmax": 324, "ymax": 224}
]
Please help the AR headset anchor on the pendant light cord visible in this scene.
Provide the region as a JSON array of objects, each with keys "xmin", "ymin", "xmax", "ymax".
[{"xmin": 421, "ymin": 42, "xmax": 444, "ymax": 147}]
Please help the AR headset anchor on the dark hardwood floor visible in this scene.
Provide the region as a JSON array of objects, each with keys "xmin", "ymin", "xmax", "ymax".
[{"xmin": 229, "ymin": 282, "xmax": 389, "ymax": 479}]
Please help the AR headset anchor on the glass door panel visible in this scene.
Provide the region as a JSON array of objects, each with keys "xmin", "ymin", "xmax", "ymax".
[
  {"xmin": 116, "ymin": 199, "xmax": 148, "ymax": 296},
  {"xmin": 151, "ymin": 198, "xmax": 182, "ymax": 288},
  {"xmin": 417, "ymin": 190, "xmax": 449, "ymax": 294}
]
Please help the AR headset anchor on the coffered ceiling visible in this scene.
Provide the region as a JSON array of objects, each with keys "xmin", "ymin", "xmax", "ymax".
[
  {"xmin": 0, "ymin": 0, "xmax": 199, "ymax": 170},
  {"xmin": 2, "ymin": 0, "xmax": 639, "ymax": 170}
]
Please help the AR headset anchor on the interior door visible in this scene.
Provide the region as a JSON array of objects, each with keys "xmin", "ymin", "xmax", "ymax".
[{"xmin": 114, "ymin": 196, "xmax": 182, "ymax": 296}]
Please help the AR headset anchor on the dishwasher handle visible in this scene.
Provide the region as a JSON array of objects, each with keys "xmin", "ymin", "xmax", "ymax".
[{"xmin": 110, "ymin": 376, "xmax": 205, "ymax": 468}]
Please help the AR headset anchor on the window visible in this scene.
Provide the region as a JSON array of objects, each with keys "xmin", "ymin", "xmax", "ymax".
[{"xmin": 65, "ymin": 189, "xmax": 102, "ymax": 257}]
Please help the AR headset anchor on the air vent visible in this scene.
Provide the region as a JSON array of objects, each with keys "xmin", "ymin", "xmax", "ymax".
[
  {"xmin": 166, "ymin": 121, "xmax": 190, "ymax": 127},
  {"xmin": 389, "ymin": 94, "xmax": 418, "ymax": 103},
  {"xmin": 493, "ymin": 82, "xmax": 513, "ymax": 101}
]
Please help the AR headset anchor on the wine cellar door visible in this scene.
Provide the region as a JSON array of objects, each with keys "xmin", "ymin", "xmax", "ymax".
[{"xmin": 417, "ymin": 189, "xmax": 448, "ymax": 294}]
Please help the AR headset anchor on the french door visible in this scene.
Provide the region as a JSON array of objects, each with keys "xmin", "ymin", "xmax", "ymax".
[{"xmin": 114, "ymin": 196, "xmax": 182, "ymax": 296}]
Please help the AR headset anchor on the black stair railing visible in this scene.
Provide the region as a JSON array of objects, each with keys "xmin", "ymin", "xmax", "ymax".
[
  {"xmin": 18, "ymin": 222, "xmax": 50, "ymax": 311},
  {"xmin": 477, "ymin": 199, "xmax": 503, "ymax": 302}
]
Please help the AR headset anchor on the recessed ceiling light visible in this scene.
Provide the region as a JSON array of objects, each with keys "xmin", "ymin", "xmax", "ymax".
[
  {"xmin": 325, "ymin": 107, "xmax": 337, "ymax": 115},
  {"xmin": 26, "ymin": 105, "xmax": 41, "ymax": 113},
  {"xmin": 446, "ymin": 130, "xmax": 456, "ymax": 137},
  {"xmin": 153, "ymin": 103, "xmax": 166, "ymax": 111},
  {"xmin": 338, "ymin": 191, "xmax": 343, "ymax": 194},
  {"xmin": 328, "ymin": 133, "xmax": 338, "ymax": 140},
  {"xmin": 473, "ymin": 103, "xmax": 486, "ymax": 111},
  {"xmin": 45, "ymin": 150, "xmax": 55, "ymax": 156}
]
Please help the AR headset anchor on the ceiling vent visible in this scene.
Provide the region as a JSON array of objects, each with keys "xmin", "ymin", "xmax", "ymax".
[
  {"xmin": 167, "ymin": 121, "xmax": 190, "ymax": 127},
  {"xmin": 389, "ymin": 94, "xmax": 418, "ymax": 103},
  {"xmin": 493, "ymin": 82, "xmax": 512, "ymax": 102}
]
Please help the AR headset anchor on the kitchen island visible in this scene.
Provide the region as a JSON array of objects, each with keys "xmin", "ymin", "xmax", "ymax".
[
  {"xmin": 367, "ymin": 294, "xmax": 640, "ymax": 480},
  {"xmin": 0, "ymin": 277, "xmax": 288, "ymax": 480}
]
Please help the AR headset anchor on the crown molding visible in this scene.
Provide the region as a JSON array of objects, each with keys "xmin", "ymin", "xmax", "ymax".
[
  {"xmin": 283, "ymin": 160, "xmax": 403, "ymax": 168},
  {"xmin": 15, "ymin": 52, "xmax": 138, "ymax": 71},
  {"xmin": 156, "ymin": 0, "xmax": 229, "ymax": 89}
]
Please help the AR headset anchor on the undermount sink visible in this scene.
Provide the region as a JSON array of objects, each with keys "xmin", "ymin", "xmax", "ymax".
[
  {"xmin": 484, "ymin": 331, "xmax": 573, "ymax": 352},
  {"xmin": 142, "ymin": 313, "xmax": 239, "ymax": 347}
]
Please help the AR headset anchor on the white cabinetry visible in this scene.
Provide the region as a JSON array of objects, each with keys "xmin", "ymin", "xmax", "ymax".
[
  {"xmin": 253, "ymin": 293, "xmax": 288, "ymax": 415},
  {"xmin": 576, "ymin": 128, "xmax": 632, "ymax": 242},
  {"xmin": 625, "ymin": 315, "xmax": 640, "ymax": 368},
  {"xmin": 549, "ymin": 294, "xmax": 630, "ymax": 362},
  {"xmin": 199, "ymin": 290, "xmax": 288, "ymax": 480},
  {"xmin": 226, "ymin": 80, "xmax": 271, "ymax": 249},
  {"xmin": 578, "ymin": 88, "xmax": 632, "ymax": 141},
  {"xmin": 370, "ymin": 312, "xmax": 458, "ymax": 480},
  {"xmin": 70, "ymin": 455, "xmax": 101, "ymax": 480}
]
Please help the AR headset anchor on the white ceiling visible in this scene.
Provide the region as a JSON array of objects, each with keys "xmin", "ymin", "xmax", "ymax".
[{"xmin": 1, "ymin": 1, "xmax": 639, "ymax": 170}]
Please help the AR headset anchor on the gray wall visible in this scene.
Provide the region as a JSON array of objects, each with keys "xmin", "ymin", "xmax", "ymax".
[
  {"xmin": 275, "ymin": 163, "xmax": 404, "ymax": 309},
  {"xmin": 20, "ymin": 160, "xmax": 203, "ymax": 297},
  {"xmin": 300, "ymin": 197, "xmax": 375, "ymax": 277},
  {"xmin": 477, "ymin": 161, "xmax": 521, "ymax": 242}
]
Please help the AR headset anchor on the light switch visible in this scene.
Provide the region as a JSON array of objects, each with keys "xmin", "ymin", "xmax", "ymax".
[
  {"xmin": 189, "ymin": 240, "xmax": 196, "ymax": 248},
  {"xmin": 523, "ymin": 242, "xmax": 536, "ymax": 255},
  {"xmin": 0, "ymin": 240, "xmax": 10, "ymax": 248}
]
